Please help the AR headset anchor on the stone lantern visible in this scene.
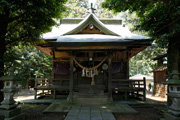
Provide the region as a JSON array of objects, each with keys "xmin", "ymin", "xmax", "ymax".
[
  {"xmin": 0, "ymin": 67, "xmax": 25, "ymax": 119},
  {"xmin": 0, "ymin": 67, "xmax": 19, "ymax": 110},
  {"xmin": 163, "ymin": 70, "xmax": 180, "ymax": 119}
]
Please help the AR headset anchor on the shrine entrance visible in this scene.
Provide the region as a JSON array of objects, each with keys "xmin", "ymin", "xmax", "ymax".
[
  {"xmin": 73, "ymin": 51, "xmax": 109, "ymax": 96},
  {"xmin": 76, "ymin": 72, "xmax": 107, "ymax": 95}
]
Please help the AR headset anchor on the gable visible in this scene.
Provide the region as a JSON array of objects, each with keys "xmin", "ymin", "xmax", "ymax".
[
  {"xmin": 77, "ymin": 24, "xmax": 105, "ymax": 34},
  {"xmin": 63, "ymin": 14, "xmax": 119, "ymax": 36}
]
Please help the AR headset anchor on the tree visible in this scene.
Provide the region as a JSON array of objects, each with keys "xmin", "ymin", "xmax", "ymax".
[
  {"xmin": 129, "ymin": 44, "xmax": 167, "ymax": 77},
  {"xmin": 121, "ymin": 12, "xmax": 167, "ymax": 76},
  {"xmin": 102, "ymin": 0, "xmax": 180, "ymax": 75},
  {"xmin": 63, "ymin": 0, "xmax": 88, "ymax": 18},
  {"xmin": 94, "ymin": 0, "xmax": 114, "ymax": 18},
  {"xmin": 63, "ymin": 0, "xmax": 115, "ymax": 18},
  {"xmin": 0, "ymin": 0, "xmax": 66, "ymax": 102},
  {"xmin": 4, "ymin": 45, "xmax": 52, "ymax": 88}
]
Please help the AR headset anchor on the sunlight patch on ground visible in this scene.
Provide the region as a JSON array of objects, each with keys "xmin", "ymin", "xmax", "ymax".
[
  {"xmin": 146, "ymin": 93, "xmax": 167, "ymax": 102},
  {"xmin": 15, "ymin": 95, "xmax": 34, "ymax": 102}
]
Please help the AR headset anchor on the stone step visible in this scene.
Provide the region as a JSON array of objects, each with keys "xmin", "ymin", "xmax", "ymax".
[
  {"xmin": 72, "ymin": 94, "xmax": 109, "ymax": 105},
  {"xmin": 73, "ymin": 92, "xmax": 106, "ymax": 96}
]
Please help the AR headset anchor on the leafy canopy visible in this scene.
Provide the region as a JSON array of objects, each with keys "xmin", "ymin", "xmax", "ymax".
[
  {"xmin": 62, "ymin": 0, "xmax": 115, "ymax": 18},
  {"xmin": 94, "ymin": 0, "xmax": 114, "ymax": 18},
  {"xmin": 121, "ymin": 11, "xmax": 167, "ymax": 76},
  {"xmin": 0, "ymin": 0, "xmax": 67, "ymax": 46},
  {"xmin": 130, "ymin": 44, "xmax": 167, "ymax": 76},
  {"xmin": 102, "ymin": 0, "xmax": 180, "ymax": 48},
  {"xmin": 62, "ymin": 0, "xmax": 88, "ymax": 18},
  {"xmin": 4, "ymin": 45, "xmax": 52, "ymax": 87},
  {"xmin": 0, "ymin": 0, "xmax": 67, "ymax": 91}
]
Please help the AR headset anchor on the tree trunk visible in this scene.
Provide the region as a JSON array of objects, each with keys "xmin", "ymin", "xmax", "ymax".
[
  {"xmin": 167, "ymin": 38, "xmax": 180, "ymax": 75},
  {"xmin": 0, "ymin": 8, "xmax": 9, "ymax": 102},
  {"xmin": 167, "ymin": 37, "xmax": 180, "ymax": 107},
  {"xmin": 0, "ymin": 42, "xmax": 6, "ymax": 102}
]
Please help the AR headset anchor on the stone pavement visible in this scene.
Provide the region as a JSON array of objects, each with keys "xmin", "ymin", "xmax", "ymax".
[
  {"xmin": 65, "ymin": 105, "xmax": 116, "ymax": 120},
  {"xmin": 43, "ymin": 102, "xmax": 138, "ymax": 114}
]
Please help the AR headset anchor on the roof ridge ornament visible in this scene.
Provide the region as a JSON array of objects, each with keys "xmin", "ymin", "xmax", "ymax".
[
  {"xmin": 89, "ymin": 3, "xmax": 96, "ymax": 13},
  {"xmin": 83, "ymin": 3, "xmax": 97, "ymax": 18}
]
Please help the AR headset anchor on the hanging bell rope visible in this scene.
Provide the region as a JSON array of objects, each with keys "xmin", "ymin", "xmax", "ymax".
[
  {"xmin": 72, "ymin": 56, "xmax": 108, "ymax": 85},
  {"xmin": 72, "ymin": 56, "xmax": 108, "ymax": 70},
  {"xmin": 91, "ymin": 76, "xmax": 95, "ymax": 86}
]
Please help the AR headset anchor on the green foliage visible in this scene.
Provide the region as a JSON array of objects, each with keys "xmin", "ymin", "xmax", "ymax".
[
  {"xmin": 4, "ymin": 45, "xmax": 52, "ymax": 87},
  {"xmin": 0, "ymin": 0, "xmax": 67, "ymax": 46},
  {"xmin": 122, "ymin": 11, "xmax": 167, "ymax": 76},
  {"xmin": 102, "ymin": 0, "xmax": 180, "ymax": 48},
  {"xmin": 94, "ymin": 0, "xmax": 114, "ymax": 18},
  {"xmin": 0, "ymin": 0, "xmax": 67, "ymax": 90},
  {"xmin": 130, "ymin": 44, "xmax": 167, "ymax": 77},
  {"xmin": 62, "ymin": 0, "xmax": 88, "ymax": 18},
  {"xmin": 62, "ymin": 0, "xmax": 115, "ymax": 18},
  {"xmin": 102, "ymin": 0, "xmax": 180, "ymax": 74}
]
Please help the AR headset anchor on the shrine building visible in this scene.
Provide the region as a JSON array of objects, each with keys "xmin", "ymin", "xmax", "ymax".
[{"xmin": 35, "ymin": 7, "xmax": 152, "ymax": 103}]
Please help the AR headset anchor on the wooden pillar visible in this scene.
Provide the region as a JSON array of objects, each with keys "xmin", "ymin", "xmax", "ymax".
[
  {"xmin": 51, "ymin": 49, "xmax": 55, "ymax": 78},
  {"xmin": 126, "ymin": 51, "xmax": 129, "ymax": 79},
  {"xmin": 34, "ymin": 89, "xmax": 37, "ymax": 99},
  {"xmin": 143, "ymin": 77, "xmax": 146, "ymax": 101},
  {"xmin": 108, "ymin": 55, "xmax": 112, "ymax": 102},
  {"xmin": 69, "ymin": 56, "xmax": 74, "ymax": 103},
  {"xmin": 53, "ymin": 89, "xmax": 56, "ymax": 99},
  {"xmin": 126, "ymin": 60, "xmax": 129, "ymax": 79}
]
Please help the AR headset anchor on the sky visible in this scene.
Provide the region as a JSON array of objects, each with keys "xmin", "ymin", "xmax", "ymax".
[
  {"xmin": 88, "ymin": 0, "xmax": 123, "ymax": 20},
  {"xmin": 88, "ymin": 0, "xmax": 96, "ymax": 6}
]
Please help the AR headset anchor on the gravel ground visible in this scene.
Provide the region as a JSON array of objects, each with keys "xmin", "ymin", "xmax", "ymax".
[
  {"xmin": 19, "ymin": 104, "xmax": 67, "ymax": 120},
  {"xmin": 15, "ymin": 90, "xmax": 167, "ymax": 120},
  {"xmin": 114, "ymin": 104, "xmax": 165, "ymax": 120},
  {"xmin": 19, "ymin": 104, "xmax": 166, "ymax": 120}
]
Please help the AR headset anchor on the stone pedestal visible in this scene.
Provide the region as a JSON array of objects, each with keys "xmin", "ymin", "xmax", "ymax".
[
  {"xmin": 0, "ymin": 67, "xmax": 25, "ymax": 120},
  {"xmin": 0, "ymin": 87, "xmax": 17, "ymax": 110},
  {"xmin": 0, "ymin": 108, "xmax": 25, "ymax": 120},
  {"xmin": 163, "ymin": 70, "xmax": 180, "ymax": 120}
]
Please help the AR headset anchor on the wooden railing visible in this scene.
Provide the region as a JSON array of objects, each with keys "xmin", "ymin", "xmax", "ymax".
[
  {"xmin": 34, "ymin": 78, "xmax": 69, "ymax": 99},
  {"xmin": 34, "ymin": 77, "xmax": 146, "ymax": 101},
  {"xmin": 35, "ymin": 78, "xmax": 51, "ymax": 88},
  {"xmin": 112, "ymin": 78, "xmax": 146, "ymax": 101}
]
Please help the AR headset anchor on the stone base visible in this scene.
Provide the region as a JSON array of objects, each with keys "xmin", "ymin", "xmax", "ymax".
[
  {"xmin": 0, "ymin": 115, "xmax": 5, "ymax": 120},
  {"xmin": 0, "ymin": 108, "xmax": 25, "ymax": 120},
  {"xmin": 164, "ymin": 112, "xmax": 180, "ymax": 120},
  {"xmin": 4, "ymin": 113, "xmax": 25, "ymax": 120},
  {"xmin": 71, "ymin": 93, "xmax": 109, "ymax": 105},
  {"xmin": 0, "ymin": 104, "xmax": 17, "ymax": 110}
]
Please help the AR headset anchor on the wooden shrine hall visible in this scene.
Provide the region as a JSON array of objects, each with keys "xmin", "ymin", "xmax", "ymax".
[{"xmin": 35, "ymin": 7, "xmax": 152, "ymax": 103}]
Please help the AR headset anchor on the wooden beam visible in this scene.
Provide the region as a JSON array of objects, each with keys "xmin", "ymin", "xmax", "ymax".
[
  {"xmin": 57, "ymin": 46, "xmax": 126, "ymax": 50},
  {"xmin": 53, "ymin": 58, "xmax": 70, "ymax": 62},
  {"xmin": 54, "ymin": 51, "xmax": 70, "ymax": 58},
  {"xmin": 75, "ymin": 57, "xmax": 106, "ymax": 61},
  {"xmin": 35, "ymin": 46, "xmax": 53, "ymax": 57},
  {"xmin": 108, "ymin": 54, "xmax": 112, "ymax": 102}
]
